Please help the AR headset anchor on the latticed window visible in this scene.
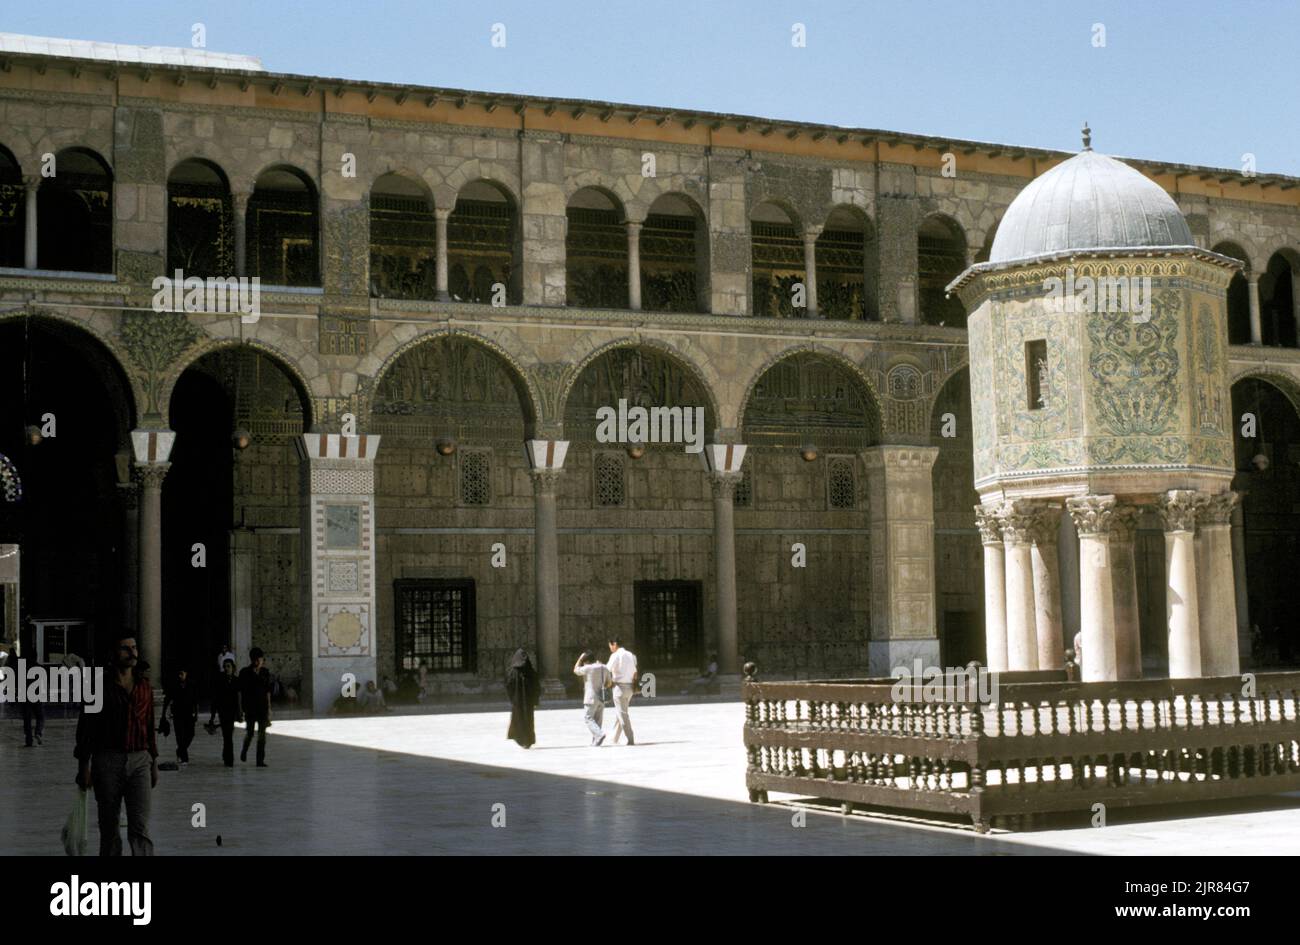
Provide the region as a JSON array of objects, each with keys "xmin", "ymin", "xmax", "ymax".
[
  {"xmin": 828, "ymin": 456, "xmax": 856, "ymax": 509},
  {"xmin": 395, "ymin": 579, "xmax": 476, "ymax": 673},
  {"xmin": 460, "ymin": 450, "xmax": 491, "ymax": 506},
  {"xmin": 594, "ymin": 452, "xmax": 626, "ymax": 507},
  {"xmin": 733, "ymin": 464, "xmax": 753, "ymax": 508},
  {"xmin": 634, "ymin": 581, "xmax": 702, "ymax": 669}
]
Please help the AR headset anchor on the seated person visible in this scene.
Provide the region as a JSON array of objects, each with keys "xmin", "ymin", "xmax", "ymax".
[
  {"xmin": 688, "ymin": 654, "xmax": 720, "ymax": 695},
  {"xmin": 357, "ymin": 679, "xmax": 388, "ymax": 713}
]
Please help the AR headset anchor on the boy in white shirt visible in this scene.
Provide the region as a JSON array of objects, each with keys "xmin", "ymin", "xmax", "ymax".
[{"xmin": 573, "ymin": 650, "xmax": 609, "ymax": 746}]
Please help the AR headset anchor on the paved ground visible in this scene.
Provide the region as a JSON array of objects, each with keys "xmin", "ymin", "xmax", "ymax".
[{"xmin": 4, "ymin": 701, "xmax": 1297, "ymax": 855}]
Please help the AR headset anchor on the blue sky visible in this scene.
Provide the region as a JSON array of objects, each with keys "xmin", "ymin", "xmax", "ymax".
[{"xmin": 7, "ymin": 0, "xmax": 1298, "ymax": 173}]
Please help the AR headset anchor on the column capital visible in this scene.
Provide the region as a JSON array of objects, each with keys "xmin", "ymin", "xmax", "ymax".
[
  {"xmin": 974, "ymin": 504, "xmax": 1003, "ymax": 546},
  {"xmin": 1158, "ymin": 489, "xmax": 1202, "ymax": 533},
  {"xmin": 624, "ymin": 220, "xmax": 643, "ymax": 234},
  {"xmin": 1018, "ymin": 499, "xmax": 1062, "ymax": 546},
  {"xmin": 529, "ymin": 467, "xmax": 564, "ymax": 496},
  {"xmin": 708, "ymin": 470, "xmax": 741, "ymax": 500},
  {"xmin": 1197, "ymin": 491, "xmax": 1239, "ymax": 528},
  {"xmin": 131, "ymin": 461, "xmax": 171, "ymax": 489},
  {"xmin": 434, "ymin": 206, "xmax": 452, "ymax": 222},
  {"xmin": 1109, "ymin": 502, "xmax": 1144, "ymax": 544},
  {"xmin": 22, "ymin": 175, "xmax": 39, "ymax": 191},
  {"xmin": 803, "ymin": 225, "xmax": 824, "ymax": 242},
  {"xmin": 231, "ymin": 190, "xmax": 252, "ymax": 207},
  {"xmin": 1066, "ymin": 494, "xmax": 1117, "ymax": 538}
]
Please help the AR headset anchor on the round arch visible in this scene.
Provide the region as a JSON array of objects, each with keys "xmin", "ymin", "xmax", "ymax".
[
  {"xmin": 160, "ymin": 336, "xmax": 318, "ymax": 432},
  {"xmin": 448, "ymin": 179, "xmax": 520, "ymax": 305},
  {"xmin": 736, "ymin": 344, "xmax": 882, "ymax": 437},
  {"xmin": 248, "ymin": 164, "xmax": 320, "ymax": 287},
  {"xmin": 641, "ymin": 191, "xmax": 710, "ymax": 314},
  {"xmin": 919, "ymin": 213, "xmax": 968, "ymax": 327},
  {"xmin": 38, "ymin": 147, "xmax": 114, "ymax": 273}
]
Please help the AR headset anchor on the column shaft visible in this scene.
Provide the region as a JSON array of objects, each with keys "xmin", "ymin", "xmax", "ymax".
[
  {"xmin": 24, "ymin": 178, "xmax": 38, "ymax": 270},
  {"xmin": 626, "ymin": 222, "xmax": 642, "ymax": 311},
  {"xmin": 1230, "ymin": 500, "xmax": 1250, "ymax": 667},
  {"xmin": 532, "ymin": 470, "xmax": 563, "ymax": 692},
  {"xmin": 232, "ymin": 192, "xmax": 250, "ymax": 277},
  {"xmin": 975, "ymin": 506, "xmax": 1007, "ymax": 672},
  {"xmin": 1110, "ymin": 505, "xmax": 1143, "ymax": 680},
  {"xmin": 1003, "ymin": 540, "xmax": 1038, "ymax": 671},
  {"xmin": 134, "ymin": 464, "xmax": 169, "ymax": 679},
  {"xmin": 1160, "ymin": 490, "xmax": 1202, "ymax": 679},
  {"xmin": 1248, "ymin": 274, "xmax": 1263, "ymax": 344},
  {"xmin": 711, "ymin": 474, "xmax": 740, "ymax": 675},
  {"xmin": 803, "ymin": 233, "xmax": 819, "ymax": 317},
  {"xmin": 1026, "ymin": 503, "xmax": 1064, "ymax": 670},
  {"xmin": 435, "ymin": 208, "xmax": 451, "ymax": 301},
  {"xmin": 1197, "ymin": 493, "xmax": 1240, "ymax": 676}
]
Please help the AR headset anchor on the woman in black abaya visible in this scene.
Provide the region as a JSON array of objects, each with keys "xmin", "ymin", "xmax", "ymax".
[{"xmin": 505, "ymin": 648, "xmax": 540, "ymax": 748}]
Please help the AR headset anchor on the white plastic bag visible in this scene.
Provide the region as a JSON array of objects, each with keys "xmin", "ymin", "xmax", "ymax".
[{"xmin": 61, "ymin": 788, "xmax": 89, "ymax": 856}]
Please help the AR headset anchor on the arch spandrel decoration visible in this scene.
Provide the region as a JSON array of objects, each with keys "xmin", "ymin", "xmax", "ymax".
[
  {"xmin": 371, "ymin": 335, "xmax": 532, "ymax": 443},
  {"xmin": 564, "ymin": 346, "xmax": 712, "ymax": 441},
  {"xmin": 741, "ymin": 351, "xmax": 878, "ymax": 450},
  {"xmin": 182, "ymin": 348, "xmax": 309, "ymax": 440}
]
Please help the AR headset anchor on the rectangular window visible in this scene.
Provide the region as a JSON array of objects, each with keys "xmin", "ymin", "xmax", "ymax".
[
  {"xmin": 1025, "ymin": 339, "xmax": 1048, "ymax": 410},
  {"xmin": 594, "ymin": 452, "xmax": 626, "ymax": 507},
  {"xmin": 827, "ymin": 456, "xmax": 856, "ymax": 509},
  {"xmin": 395, "ymin": 579, "xmax": 476, "ymax": 673},
  {"xmin": 459, "ymin": 450, "xmax": 491, "ymax": 506},
  {"xmin": 634, "ymin": 580, "xmax": 702, "ymax": 670}
]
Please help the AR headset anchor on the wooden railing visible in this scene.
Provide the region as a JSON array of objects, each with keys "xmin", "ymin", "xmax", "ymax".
[{"xmin": 742, "ymin": 665, "xmax": 1300, "ymax": 831}]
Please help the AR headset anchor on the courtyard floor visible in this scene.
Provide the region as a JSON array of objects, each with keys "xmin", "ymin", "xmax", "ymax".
[{"xmin": 4, "ymin": 701, "xmax": 1298, "ymax": 855}]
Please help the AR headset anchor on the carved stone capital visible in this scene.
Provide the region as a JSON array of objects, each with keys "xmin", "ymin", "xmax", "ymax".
[
  {"xmin": 1066, "ymin": 494, "xmax": 1117, "ymax": 538},
  {"xmin": 709, "ymin": 471, "xmax": 741, "ymax": 501},
  {"xmin": 1197, "ymin": 491, "xmax": 1238, "ymax": 528},
  {"xmin": 1109, "ymin": 503, "xmax": 1144, "ymax": 545},
  {"xmin": 529, "ymin": 467, "xmax": 564, "ymax": 497},
  {"xmin": 1020, "ymin": 500, "xmax": 1062, "ymax": 546},
  {"xmin": 974, "ymin": 504, "xmax": 1002, "ymax": 546},
  {"xmin": 131, "ymin": 462, "xmax": 171, "ymax": 490},
  {"xmin": 997, "ymin": 500, "xmax": 1042, "ymax": 545},
  {"xmin": 1158, "ymin": 489, "xmax": 1202, "ymax": 533}
]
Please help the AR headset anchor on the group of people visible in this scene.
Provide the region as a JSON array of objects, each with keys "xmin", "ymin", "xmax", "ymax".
[
  {"xmin": 505, "ymin": 638, "xmax": 639, "ymax": 749},
  {"xmin": 72, "ymin": 633, "xmax": 276, "ymax": 856}
]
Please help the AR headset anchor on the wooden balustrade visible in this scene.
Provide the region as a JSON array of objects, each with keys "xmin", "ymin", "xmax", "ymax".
[{"xmin": 742, "ymin": 665, "xmax": 1300, "ymax": 831}]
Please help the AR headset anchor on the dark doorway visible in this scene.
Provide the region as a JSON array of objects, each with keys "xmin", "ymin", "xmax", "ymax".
[{"xmin": 943, "ymin": 611, "xmax": 982, "ymax": 667}]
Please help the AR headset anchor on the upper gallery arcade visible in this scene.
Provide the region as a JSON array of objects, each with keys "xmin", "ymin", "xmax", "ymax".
[{"xmin": 1, "ymin": 33, "xmax": 1299, "ymax": 712}]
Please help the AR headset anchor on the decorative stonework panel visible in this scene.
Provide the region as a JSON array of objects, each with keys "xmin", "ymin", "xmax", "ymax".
[
  {"xmin": 310, "ymin": 467, "xmax": 375, "ymax": 494},
  {"xmin": 318, "ymin": 603, "xmax": 371, "ymax": 656},
  {"xmin": 326, "ymin": 559, "xmax": 361, "ymax": 593}
]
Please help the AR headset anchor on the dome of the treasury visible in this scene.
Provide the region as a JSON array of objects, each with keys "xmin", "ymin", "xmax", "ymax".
[{"xmin": 987, "ymin": 144, "xmax": 1194, "ymax": 265}]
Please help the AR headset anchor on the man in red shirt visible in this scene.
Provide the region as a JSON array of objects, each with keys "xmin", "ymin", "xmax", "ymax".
[{"xmin": 74, "ymin": 634, "xmax": 158, "ymax": 856}]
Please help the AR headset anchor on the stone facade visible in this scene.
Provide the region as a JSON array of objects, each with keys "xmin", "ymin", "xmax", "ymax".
[{"xmin": 1, "ymin": 48, "xmax": 1299, "ymax": 708}]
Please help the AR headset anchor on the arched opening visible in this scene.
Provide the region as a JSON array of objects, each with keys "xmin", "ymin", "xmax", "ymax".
[
  {"xmin": 0, "ymin": 317, "xmax": 135, "ymax": 667},
  {"xmin": 641, "ymin": 193, "xmax": 708, "ymax": 313},
  {"xmin": 167, "ymin": 158, "xmax": 233, "ymax": 278},
  {"xmin": 165, "ymin": 346, "xmax": 310, "ymax": 690},
  {"xmin": 449, "ymin": 180, "xmax": 519, "ymax": 305},
  {"xmin": 750, "ymin": 202, "xmax": 804, "ymax": 318},
  {"xmin": 974, "ymin": 220, "xmax": 1000, "ymax": 265},
  {"xmin": 564, "ymin": 345, "xmax": 716, "ymax": 681},
  {"xmin": 369, "ymin": 172, "xmax": 436, "ymax": 300},
  {"xmin": 1232, "ymin": 376, "xmax": 1300, "ymax": 667},
  {"xmin": 1214, "ymin": 243, "xmax": 1252, "ymax": 345},
  {"xmin": 248, "ymin": 165, "xmax": 319, "ymax": 287},
  {"xmin": 566, "ymin": 187, "xmax": 627, "ymax": 309},
  {"xmin": 930, "ymin": 367, "xmax": 982, "ymax": 665},
  {"xmin": 0, "ymin": 146, "xmax": 24, "ymax": 268},
  {"xmin": 918, "ymin": 215, "xmax": 967, "ymax": 327},
  {"xmin": 371, "ymin": 335, "xmax": 534, "ymax": 694},
  {"xmin": 816, "ymin": 206, "xmax": 872, "ymax": 321},
  {"xmin": 1261, "ymin": 252, "xmax": 1298, "ymax": 348},
  {"xmin": 738, "ymin": 351, "xmax": 878, "ymax": 677},
  {"xmin": 37, "ymin": 148, "xmax": 113, "ymax": 273}
]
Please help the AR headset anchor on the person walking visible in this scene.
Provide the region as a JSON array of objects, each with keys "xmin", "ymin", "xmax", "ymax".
[
  {"xmin": 161, "ymin": 668, "xmax": 199, "ymax": 766},
  {"xmin": 606, "ymin": 638, "xmax": 638, "ymax": 746},
  {"xmin": 73, "ymin": 633, "xmax": 157, "ymax": 856},
  {"xmin": 21, "ymin": 698, "xmax": 44, "ymax": 747},
  {"xmin": 573, "ymin": 650, "xmax": 608, "ymax": 746},
  {"xmin": 505, "ymin": 648, "xmax": 540, "ymax": 749},
  {"xmin": 237, "ymin": 648, "xmax": 272, "ymax": 767},
  {"xmin": 212, "ymin": 659, "xmax": 239, "ymax": 767}
]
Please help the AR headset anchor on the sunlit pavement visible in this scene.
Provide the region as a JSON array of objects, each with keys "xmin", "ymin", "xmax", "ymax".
[{"xmin": 4, "ymin": 701, "xmax": 1297, "ymax": 855}]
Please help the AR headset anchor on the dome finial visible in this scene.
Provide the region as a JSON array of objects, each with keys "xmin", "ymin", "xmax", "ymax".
[{"xmin": 1081, "ymin": 122, "xmax": 1092, "ymax": 151}]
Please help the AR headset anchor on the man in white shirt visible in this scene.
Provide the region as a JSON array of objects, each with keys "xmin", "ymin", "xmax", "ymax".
[
  {"xmin": 573, "ymin": 651, "xmax": 608, "ymax": 746},
  {"xmin": 605, "ymin": 638, "xmax": 637, "ymax": 746}
]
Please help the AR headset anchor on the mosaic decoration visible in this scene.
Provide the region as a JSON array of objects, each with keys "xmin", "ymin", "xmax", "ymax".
[
  {"xmin": 0, "ymin": 453, "xmax": 20, "ymax": 502},
  {"xmin": 318, "ymin": 603, "xmax": 370, "ymax": 656},
  {"xmin": 743, "ymin": 352, "xmax": 876, "ymax": 448},
  {"xmin": 567, "ymin": 347, "xmax": 710, "ymax": 440}
]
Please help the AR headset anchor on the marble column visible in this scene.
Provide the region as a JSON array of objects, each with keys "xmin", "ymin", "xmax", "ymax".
[
  {"xmin": 709, "ymin": 474, "xmax": 740, "ymax": 674},
  {"xmin": 23, "ymin": 176, "xmax": 38, "ymax": 270},
  {"xmin": 229, "ymin": 528, "xmax": 254, "ymax": 664},
  {"xmin": 526, "ymin": 439, "xmax": 568, "ymax": 697},
  {"xmin": 1109, "ymin": 503, "xmax": 1143, "ymax": 679},
  {"xmin": 1230, "ymin": 497, "xmax": 1251, "ymax": 667},
  {"xmin": 1025, "ymin": 501, "xmax": 1065, "ymax": 670},
  {"xmin": 626, "ymin": 221, "xmax": 642, "ymax": 311},
  {"xmin": 117, "ymin": 480, "xmax": 140, "ymax": 636},
  {"xmin": 861, "ymin": 447, "xmax": 940, "ymax": 674},
  {"xmin": 975, "ymin": 505, "xmax": 1007, "ymax": 672},
  {"xmin": 296, "ymin": 433, "xmax": 382, "ymax": 714},
  {"xmin": 1067, "ymin": 495, "xmax": 1119, "ymax": 682},
  {"xmin": 1247, "ymin": 273, "xmax": 1263, "ymax": 344},
  {"xmin": 1196, "ymin": 492, "xmax": 1240, "ymax": 676},
  {"xmin": 999, "ymin": 501, "xmax": 1039, "ymax": 672},
  {"xmin": 133, "ymin": 462, "xmax": 169, "ymax": 679},
  {"xmin": 1159, "ymin": 490, "xmax": 1203, "ymax": 679},
  {"xmin": 434, "ymin": 207, "xmax": 451, "ymax": 301},
  {"xmin": 803, "ymin": 229, "xmax": 820, "ymax": 317},
  {"xmin": 1058, "ymin": 508, "xmax": 1081, "ymax": 655},
  {"xmin": 232, "ymin": 191, "xmax": 251, "ymax": 277}
]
